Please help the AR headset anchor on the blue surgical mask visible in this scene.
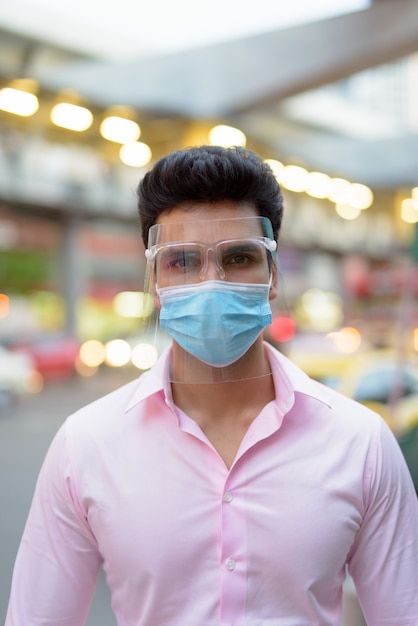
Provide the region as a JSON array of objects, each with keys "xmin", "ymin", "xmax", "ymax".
[{"xmin": 158, "ymin": 280, "xmax": 272, "ymax": 367}]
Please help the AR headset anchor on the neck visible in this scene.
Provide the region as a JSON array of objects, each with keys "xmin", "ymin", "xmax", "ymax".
[
  {"xmin": 170, "ymin": 339, "xmax": 276, "ymax": 418},
  {"xmin": 170, "ymin": 337, "xmax": 270, "ymax": 384}
]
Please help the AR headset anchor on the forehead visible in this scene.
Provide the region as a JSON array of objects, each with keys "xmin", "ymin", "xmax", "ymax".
[{"xmin": 155, "ymin": 200, "xmax": 262, "ymax": 243}]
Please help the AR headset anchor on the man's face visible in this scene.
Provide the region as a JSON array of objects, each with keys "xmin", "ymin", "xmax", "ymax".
[{"xmin": 148, "ymin": 200, "xmax": 278, "ymax": 300}]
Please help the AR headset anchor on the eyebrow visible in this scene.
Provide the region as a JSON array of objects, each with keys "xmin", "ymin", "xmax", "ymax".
[{"xmin": 221, "ymin": 242, "xmax": 263, "ymax": 253}]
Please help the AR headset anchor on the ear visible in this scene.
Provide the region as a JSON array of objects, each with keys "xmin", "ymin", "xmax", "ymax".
[{"xmin": 269, "ymin": 260, "xmax": 279, "ymax": 302}]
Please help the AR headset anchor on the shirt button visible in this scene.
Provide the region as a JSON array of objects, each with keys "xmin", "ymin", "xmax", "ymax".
[
  {"xmin": 226, "ymin": 558, "xmax": 236, "ymax": 571},
  {"xmin": 224, "ymin": 491, "xmax": 233, "ymax": 503}
]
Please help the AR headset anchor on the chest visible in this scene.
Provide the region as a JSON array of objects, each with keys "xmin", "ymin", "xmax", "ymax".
[
  {"xmin": 199, "ymin": 420, "xmax": 252, "ymax": 468},
  {"xmin": 83, "ymin": 424, "xmax": 363, "ymax": 584}
]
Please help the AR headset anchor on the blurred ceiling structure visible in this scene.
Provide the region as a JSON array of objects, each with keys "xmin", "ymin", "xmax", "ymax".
[{"xmin": 0, "ymin": 0, "xmax": 418, "ymax": 190}]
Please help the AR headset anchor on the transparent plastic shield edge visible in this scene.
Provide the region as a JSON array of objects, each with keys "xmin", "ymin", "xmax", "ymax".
[{"xmin": 143, "ymin": 216, "xmax": 279, "ymax": 384}]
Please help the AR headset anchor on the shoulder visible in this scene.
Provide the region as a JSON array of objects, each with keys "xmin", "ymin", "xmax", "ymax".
[
  {"xmin": 66, "ymin": 347, "xmax": 171, "ymax": 435},
  {"xmin": 267, "ymin": 342, "xmax": 386, "ymax": 438},
  {"xmin": 70, "ymin": 377, "xmax": 141, "ymax": 422},
  {"xmin": 63, "ymin": 375, "xmax": 154, "ymax": 449}
]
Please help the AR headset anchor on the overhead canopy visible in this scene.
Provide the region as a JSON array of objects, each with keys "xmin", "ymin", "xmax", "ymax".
[
  {"xmin": 1, "ymin": 0, "xmax": 418, "ymax": 188},
  {"xmin": 32, "ymin": 0, "xmax": 418, "ymax": 117}
]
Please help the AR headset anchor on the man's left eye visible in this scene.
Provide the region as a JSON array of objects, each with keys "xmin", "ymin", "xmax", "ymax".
[{"xmin": 228, "ymin": 253, "xmax": 250, "ymax": 264}]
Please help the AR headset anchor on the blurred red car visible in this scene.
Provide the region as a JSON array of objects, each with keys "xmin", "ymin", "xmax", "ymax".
[{"xmin": 8, "ymin": 334, "xmax": 81, "ymax": 381}]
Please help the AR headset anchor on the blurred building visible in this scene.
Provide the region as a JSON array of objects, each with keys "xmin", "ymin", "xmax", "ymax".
[{"xmin": 0, "ymin": 0, "xmax": 417, "ymax": 352}]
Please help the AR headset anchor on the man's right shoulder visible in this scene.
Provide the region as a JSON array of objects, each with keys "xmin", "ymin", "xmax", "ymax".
[{"xmin": 66, "ymin": 375, "xmax": 148, "ymax": 432}]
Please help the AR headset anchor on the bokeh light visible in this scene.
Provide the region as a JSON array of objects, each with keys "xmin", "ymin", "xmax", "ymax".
[
  {"xmin": 79, "ymin": 339, "xmax": 106, "ymax": 368},
  {"xmin": 0, "ymin": 293, "xmax": 9, "ymax": 318},
  {"xmin": 0, "ymin": 87, "xmax": 39, "ymax": 116},
  {"xmin": 279, "ymin": 165, "xmax": 308, "ymax": 192},
  {"xmin": 100, "ymin": 116, "xmax": 141, "ymax": 143},
  {"xmin": 26, "ymin": 370, "xmax": 44, "ymax": 394},
  {"xmin": 120, "ymin": 141, "xmax": 152, "ymax": 167},
  {"xmin": 297, "ymin": 288, "xmax": 343, "ymax": 331},
  {"xmin": 305, "ymin": 171, "xmax": 331, "ymax": 199},
  {"xmin": 265, "ymin": 159, "xmax": 284, "ymax": 181},
  {"xmin": 208, "ymin": 124, "xmax": 246, "ymax": 147},
  {"xmin": 104, "ymin": 339, "xmax": 131, "ymax": 367},
  {"xmin": 328, "ymin": 177, "xmax": 351, "ymax": 203},
  {"xmin": 346, "ymin": 183, "xmax": 373, "ymax": 210},
  {"xmin": 75, "ymin": 357, "xmax": 98, "ymax": 377},
  {"xmin": 113, "ymin": 292, "xmax": 154, "ymax": 318},
  {"xmin": 335, "ymin": 203, "xmax": 362, "ymax": 220},
  {"xmin": 328, "ymin": 326, "xmax": 362, "ymax": 353},
  {"xmin": 50, "ymin": 102, "xmax": 93, "ymax": 131},
  {"xmin": 131, "ymin": 343, "xmax": 158, "ymax": 370},
  {"xmin": 401, "ymin": 198, "xmax": 418, "ymax": 223},
  {"xmin": 269, "ymin": 316, "xmax": 297, "ymax": 343}
]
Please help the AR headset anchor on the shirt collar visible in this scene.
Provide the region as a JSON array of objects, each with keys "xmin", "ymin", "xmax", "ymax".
[
  {"xmin": 264, "ymin": 341, "xmax": 332, "ymax": 409},
  {"xmin": 125, "ymin": 346, "xmax": 171, "ymax": 412},
  {"xmin": 125, "ymin": 342, "xmax": 331, "ymax": 413}
]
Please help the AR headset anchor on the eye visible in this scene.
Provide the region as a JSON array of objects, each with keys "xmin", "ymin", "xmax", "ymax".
[
  {"xmin": 162, "ymin": 247, "xmax": 202, "ymax": 271},
  {"xmin": 221, "ymin": 243, "xmax": 264, "ymax": 267},
  {"xmin": 228, "ymin": 252, "xmax": 251, "ymax": 265}
]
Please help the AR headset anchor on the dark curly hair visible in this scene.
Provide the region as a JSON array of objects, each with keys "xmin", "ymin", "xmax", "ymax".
[{"xmin": 137, "ymin": 145, "xmax": 284, "ymax": 247}]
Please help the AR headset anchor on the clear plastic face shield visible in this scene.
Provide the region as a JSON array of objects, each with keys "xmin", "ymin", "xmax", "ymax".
[{"xmin": 144, "ymin": 215, "xmax": 278, "ymax": 384}]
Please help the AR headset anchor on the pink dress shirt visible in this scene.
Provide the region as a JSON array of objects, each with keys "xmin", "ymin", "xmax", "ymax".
[{"xmin": 6, "ymin": 343, "xmax": 418, "ymax": 625}]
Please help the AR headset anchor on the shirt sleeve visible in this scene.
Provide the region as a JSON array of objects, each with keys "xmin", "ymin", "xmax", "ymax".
[
  {"xmin": 347, "ymin": 417, "xmax": 418, "ymax": 625},
  {"xmin": 5, "ymin": 421, "xmax": 101, "ymax": 626}
]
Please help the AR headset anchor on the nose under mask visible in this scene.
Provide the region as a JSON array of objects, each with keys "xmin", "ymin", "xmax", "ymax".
[{"xmin": 158, "ymin": 280, "xmax": 272, "ymax": 367}]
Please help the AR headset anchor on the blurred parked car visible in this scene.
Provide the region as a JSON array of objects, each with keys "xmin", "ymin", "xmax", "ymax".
[
  {"xmin": 7, "ymin": 334, "xmax": 81, "ymax": 381},
  {"xmin": 0, "ymin": 345, "xmax": 42, "ymax": 410},
  {"xmin": 339, "ymin": 354, "xmax": 418, "ymax": 494},
  {"xmin": 337, "ymin": 351, "xmax": 418, "ymax": 433},
  {"xmin": 288, "ymin": 333, "xmax": 367, "ymax": 389}
]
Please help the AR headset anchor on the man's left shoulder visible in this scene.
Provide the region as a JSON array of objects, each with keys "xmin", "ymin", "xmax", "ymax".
[{"xmin": 269, "ymin": 344, "xmax": 386, "ymax": 432}]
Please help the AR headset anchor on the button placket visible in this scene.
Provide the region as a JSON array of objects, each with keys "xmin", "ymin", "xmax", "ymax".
[{"xmin": 219, "ymin": 474, "xmax": 247, "ymax": 624}]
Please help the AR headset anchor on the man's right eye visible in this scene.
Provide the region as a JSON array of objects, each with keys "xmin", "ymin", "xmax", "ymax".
[{"xmin": 166, "ymin": 249, "xmax": 201, "ymax": 270}]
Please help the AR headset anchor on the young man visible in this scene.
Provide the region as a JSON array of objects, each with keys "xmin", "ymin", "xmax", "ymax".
[{"xmin": 6, "ymin": 146, "xmax": 418, "ymax": 625}]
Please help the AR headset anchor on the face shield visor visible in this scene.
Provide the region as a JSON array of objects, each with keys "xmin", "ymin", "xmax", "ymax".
[{"xmin": 144, "ymin": 215, "xmax": 278, "ymax": 384}]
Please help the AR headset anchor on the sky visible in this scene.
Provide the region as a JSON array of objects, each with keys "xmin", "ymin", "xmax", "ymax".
[{"xmin": 0, "ymin": 0, "xmax": 370, "ymax": 59}]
